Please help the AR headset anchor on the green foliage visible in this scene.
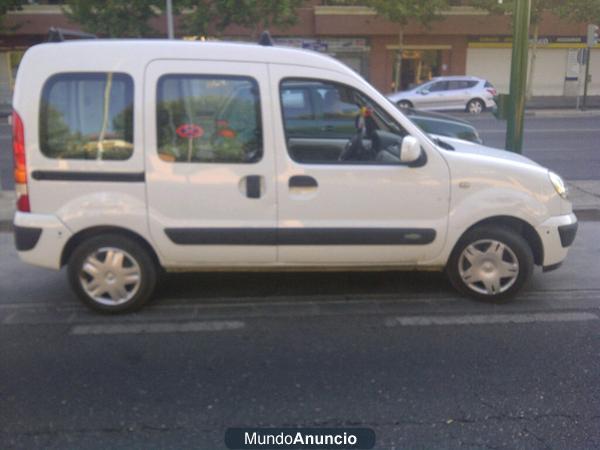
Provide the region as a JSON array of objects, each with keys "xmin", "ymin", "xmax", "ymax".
[
  {"xmin": 467, "ymin": 0, "xmax": 597, "ymax": 25},
  {"xmin": 0, "ymin": 0, "xmax": 24, "ymax": 30},
  {"xmin": 176, "ymin": 0, "xmax": 305, "ymax": 37},
  {"xmin": 553, "ymin": 0, "xmax": 600, "ymax": 24},
  {"xmin": 363, "ymin": 0, "xmax": 450, "ymax": 26},
  {"xmin": 0, "ymin": 0, "xmax": 22, "ymax": 15},
  {"xmin": 63, "ymin": 0, "xmax": 164, "ymax": 37}
]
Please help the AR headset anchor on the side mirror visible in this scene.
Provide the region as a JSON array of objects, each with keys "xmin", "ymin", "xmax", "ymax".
[
  {"xmin": 400, "ymin": 136, "xmax": 423, "ymax": 164},
  {"xmin": 420, "ymin": 89, "xmax": 429, "ymax": 95}
]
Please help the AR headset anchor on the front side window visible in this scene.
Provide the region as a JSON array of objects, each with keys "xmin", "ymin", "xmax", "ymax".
[
  {"xmin": 40, "ymin": 73, "xmax": 134, "ymax": 160},
  {"xmin": 428, "ymin": 81, "xmax": 448, "ymax": 92},
  {"xmin": 156, "ymin": 75, "xmax": 262, "ymax": 163},
  {"xmin": 280, "ymin": 79, "xmax": 408, "ymax": 165}
]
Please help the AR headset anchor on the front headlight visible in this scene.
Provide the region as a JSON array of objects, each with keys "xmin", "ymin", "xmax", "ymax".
[{"xmin": 548, "ymin": 171, "xmax": 567, "ymax": 199}]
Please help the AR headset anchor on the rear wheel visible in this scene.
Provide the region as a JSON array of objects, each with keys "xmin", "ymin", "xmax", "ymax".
[
  {"xmin": 446, "ymin": 226, "xmax": 533, "ymax": 302},
  {"xmin": 397, "ymin": 100, "xmax": 413, "ymax": 109},
  {"xmin": 466, "ymin": 98, "xmax": 485, "ymax": 114},
  {"xmin": 68, "ymin": 234, "xmax": 157, "ymax": 313}
]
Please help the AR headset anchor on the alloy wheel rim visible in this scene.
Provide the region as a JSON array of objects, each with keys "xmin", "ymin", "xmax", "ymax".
[
  {"xmin": 79, "ymin": 247, "xmax": 141, "ymax": 306},
  {"xmin": 469, "ymin": 101, "xmax": 483, "ymax": 113},
  {"xmin": 458, "ymin": 239, "xmax": 519, "ymax": 296}
]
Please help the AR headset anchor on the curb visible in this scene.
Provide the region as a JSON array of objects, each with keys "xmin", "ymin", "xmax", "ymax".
[{"xmin": 526, "ymin": 109, "xmax": 600, "ymax": 118}]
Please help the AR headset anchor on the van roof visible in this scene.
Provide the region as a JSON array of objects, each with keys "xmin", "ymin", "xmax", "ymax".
[{"xmin": 23, "ymin": 39, "xmax": 357, "ymax": 77}]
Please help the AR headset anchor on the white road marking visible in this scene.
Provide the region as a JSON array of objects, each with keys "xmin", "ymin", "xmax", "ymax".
[
  {"xmin": 478, "ymin": 128, "xmax": 600, "ymax": 133},
  {"xmin": 70, "ymin": 320, "xmax": 245, "ymax": 335},
  {"xmin": 384, "ymin": 311, "xmax": 598, "ymax": 327}
]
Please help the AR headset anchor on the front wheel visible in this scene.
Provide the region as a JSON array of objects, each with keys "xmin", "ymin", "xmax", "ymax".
[
  {"xmin": 466, "ymin": 98, "xmax": 485, "ymax": 114},
  {"xmin": 446, "ymin": 226, "xmax": 533, "ymax": 302},
  {"xmin": 68, "ymin": 234, "xmax": 158, "ymax": 313},
  {"xmin": 397, "ymin": 100, "xmax": 413, "ymax": 109}
]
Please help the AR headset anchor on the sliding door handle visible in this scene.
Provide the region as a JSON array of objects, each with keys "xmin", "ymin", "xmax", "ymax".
[
  {"xmin": 289, "ymin": 175, "xmax": 318, "ymax": 189},
  {"xmin": 245, "ymin": 175, "xmax": 262, "ymax": 199}
]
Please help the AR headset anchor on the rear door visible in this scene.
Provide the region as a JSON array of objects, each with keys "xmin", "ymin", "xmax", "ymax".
[
  {"xmin": 144, "ymin": 60, "xmax": 277, "ymax": 267},
  {"xmin": 446, "ymin": 79, "xmax": 477, "ymax": 109}
]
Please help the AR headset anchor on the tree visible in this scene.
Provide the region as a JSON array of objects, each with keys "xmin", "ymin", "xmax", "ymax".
[
  {"xmin": 178, "ymin": 0, "xmax": 305, "ymax": 39},
  {"xmin": 469, "ymin": 0, "xmax": 564, "ymax": 99},
  {"xmin": 63, "ymin": 0, "xmax": 164, "ymax": 37},
  {"xmin": 553, "ymin": 0, "xmax": 600, "ymax": 25},
  {"xmin": 362, "ymin": 0, "xmax": 450, "ymax": 91},
  {"xmin": 0, "ymin": 0, "xmax": 24, "ymax": 31}
]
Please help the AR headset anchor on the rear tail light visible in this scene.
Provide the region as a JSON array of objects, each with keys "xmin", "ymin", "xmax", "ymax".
[
  {"xmin": 12, "ymin": 110, "xmax": 30, "ymax": 212},
  {"xmin": 486, "ymin": 88, "xmax": 497, "ymax": 96}
]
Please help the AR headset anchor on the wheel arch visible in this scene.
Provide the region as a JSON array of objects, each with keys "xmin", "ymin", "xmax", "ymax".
[
  {"xmin": 397, "ymin": 99, "xmax": 413, "ymax": 108},
  {"xmin": 60, "ymin": 226, "xmax": 162, "ymax": 268},
  {"xmin": 456, "ymin": 215, "xmax": 544, "ymax": 266}
]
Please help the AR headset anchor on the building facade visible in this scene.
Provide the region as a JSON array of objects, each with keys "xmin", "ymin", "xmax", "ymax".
[{"xmin": 1, "ymin": 2, "xmax": 599, "ymax": 108}]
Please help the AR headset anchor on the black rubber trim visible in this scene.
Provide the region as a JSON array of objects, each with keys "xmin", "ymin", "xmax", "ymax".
[
  {"xmin": 558, "ymin": 222, "xmax": 578, "ymax": 247},
  {"xmin": 289, "ymin": 175, "xmax": 318, "ymax": 188},
  {"xmin": 164, "ymin": 228, "xmax": 436, "ymax": 246},
  {"xmin": 166, "ymin": 228, "xmax": 276, "ymax": 245},
  {"xmin": 14, "ymin": 226, "xmax": 42, "ymax": 251},
  {"xmin": 543, "ymin": 261, "xmax": 563, "ymax": 273},
  {"xmin": 31, "ymin": 170, "xmax": 145, "ymax": 182},
  {"xmin": 246, "ymin": 175, "xmax": 261, "ymax": 199}
]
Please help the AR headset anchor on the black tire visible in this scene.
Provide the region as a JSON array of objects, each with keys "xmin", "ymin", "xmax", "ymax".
[
  {"xmin": 397, "ymin": 100, "xmax": 413, "ymax": 109},
  {"xmin": 67, "ymin": 233, "xmax": 158, "ymax": 313},
  {"xmin": 466, "ymin": 98, "xmax": 485, "ymax": 114},
  {"xmin": 446, "ymin": 226, "xmax": 534, "ymax": 303}
]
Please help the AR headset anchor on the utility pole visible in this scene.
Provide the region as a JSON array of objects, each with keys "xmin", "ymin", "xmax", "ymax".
[
  {"xmin": 166, "ymin": 0, "xmax": 174, "ymax": 39},
  {"xmin": 582, "ymin": 24, "xmax": 598, "ymax": 109},
  {"xmin": 505, "ymin": 0, "xmax": 531, "ymax": 154}
]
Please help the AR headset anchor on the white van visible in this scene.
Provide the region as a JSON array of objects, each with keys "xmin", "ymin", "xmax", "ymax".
[{"xmin": 12, "ymin": 39, "xmax": 577, "ymax": 312}]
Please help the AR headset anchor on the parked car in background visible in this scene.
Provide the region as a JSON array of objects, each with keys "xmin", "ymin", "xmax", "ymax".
[
  {"xmin": 387, "ymin": 76, "xmax": 497, "ymax": 114},
  {"xmin": 403, "ymin": 108, "xmax": 483, "ymax": 144},
  {"xmin": 281, "ymin": 81, "xmax": 483, "ymax": 144}
]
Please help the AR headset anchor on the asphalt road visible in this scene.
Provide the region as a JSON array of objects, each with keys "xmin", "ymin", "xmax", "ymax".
[
  {"xmin": 1, "ymin": 113, "xmax": 599, "ymax": 190},
  {"xmin": 1, "ymin": 221, "xmax": 599, "ymax": 449},
  {"xmin": 454, "ymin": 113, "xmax": 600, "ymax": 180}
]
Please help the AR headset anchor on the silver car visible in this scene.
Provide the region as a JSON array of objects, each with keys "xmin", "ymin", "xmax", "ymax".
[{"xmin": 387, "ymin": 76, "xmax": 497, "ymax": 114}]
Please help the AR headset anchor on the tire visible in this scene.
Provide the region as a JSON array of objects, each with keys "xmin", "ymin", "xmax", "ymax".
[
  {"xmin": 466, "ymin": 98, "xmax": 485, "ymax": 114},
  {"xmin": 397, "ymin": 100, "xmax": 413, "ymax": 109},
  {"xmin": 446, "ymin": 226, "xmax": 534, "ymax": 302},
  {"xmin": 68, "ymin": 233, "xmax": 158, "ymax": 313}
]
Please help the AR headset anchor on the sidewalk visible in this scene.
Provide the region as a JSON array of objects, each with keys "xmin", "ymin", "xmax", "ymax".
[{"xmin": 1, "ymin": 180, "xmax": 599, "ymax": 230}]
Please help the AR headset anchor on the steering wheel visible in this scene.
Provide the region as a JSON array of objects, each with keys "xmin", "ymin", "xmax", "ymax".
[{"xmin": 338, "ymin": 125, "xmax": 367, "ymax": 162}]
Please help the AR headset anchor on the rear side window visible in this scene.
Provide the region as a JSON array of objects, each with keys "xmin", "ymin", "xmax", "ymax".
[
  {"xmin": 40, "ymin": 73, "xmax": 134, "ymax": 160},
  {"xmin": 448, "ymin": 80, "xmax": 478, "ymax": 90},
  {"xmin": 156, "ymin": 75, "xmax": 262, "ymax": 163}
]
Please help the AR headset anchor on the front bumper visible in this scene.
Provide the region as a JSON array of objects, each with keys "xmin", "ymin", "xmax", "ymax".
[
  {"xmin": 13, "ymin": 212, "xmax": 72, "ymax": 270},
  {"xmin": 536, "ymin": 213, "xmax": 578, "ymax": 269}
]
